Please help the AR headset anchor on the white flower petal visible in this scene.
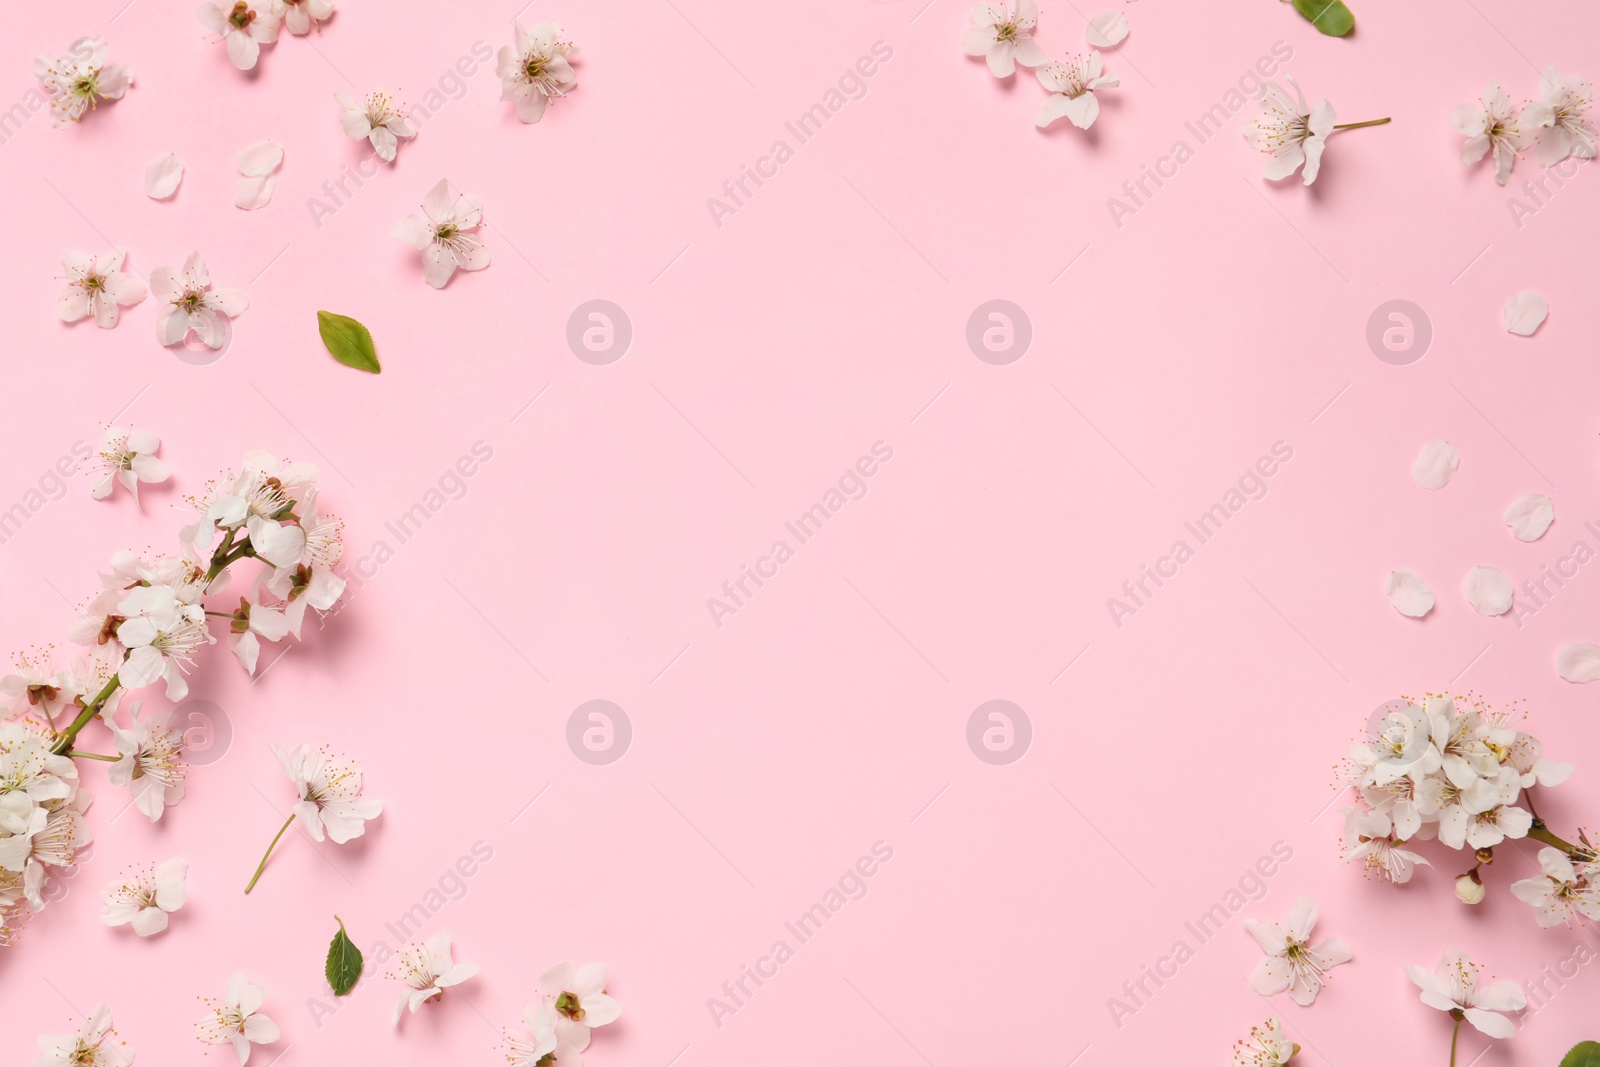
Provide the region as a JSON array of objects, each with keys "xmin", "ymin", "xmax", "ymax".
[
  {"xmin": 1411, "ymin": 441, "xmax": 1460, "ymax": 490},
  {"xmin": 1086, "ymin": 10, "xmax": 1129, "ymax": 47},
  {"xmin": 236, "ymin": 140, "xmax": 285, "ymax": 177},
  {"xmin": 1503, "ymin": 290, "xmax": 1549, "ymax": 337},
  {"xmin": 235, "ymin": 174, "xmax": 276, "ymax": 210},
  {"xmin": 145, "ymin": 153, "xmax": 184, "ymax": 199},
  {"xmin": 1556, "ymin": 642, "xmax": 1600, "ymax": 683},
  {"xmin": 1464, "ymin": 565, "xmax": 1513, "ymax": 616},
  {"xmin": 1503, "ymin": 492, "xmax": 1554, "ymax": 541},
  {"xmin": 1385, "ymin": 568, "xmax": 1435, "ymax": 618}
]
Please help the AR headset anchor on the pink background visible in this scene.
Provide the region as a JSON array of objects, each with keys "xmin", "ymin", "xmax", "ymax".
[{"xmin": 3, "ymin": 0, "xmax": 1599, "ymax": 1063}]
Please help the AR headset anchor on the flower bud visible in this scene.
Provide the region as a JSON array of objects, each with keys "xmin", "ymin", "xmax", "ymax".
[{"xmin": 1456, "ymin": 872, "xmax": 1486, "ymax": 905}]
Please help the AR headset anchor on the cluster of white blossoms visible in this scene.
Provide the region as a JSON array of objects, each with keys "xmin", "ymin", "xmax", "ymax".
[
  {"xmin": 503, "ymin": 962, "xmax": 622, "ymax": 1066},
  {"xmin": 197, "ymin": 0, "xmax": 335, "ymax": 71},
  {"xmin": 963, "ymin": 1, "xmax": 1126, "ymax": 130},
  {"xmin": 1450, "ymin": 67, "xmax": 1595, "ymax": 186},
  {"xmin": 1343, "ymin": 693, "xmax": 1597, "ymax": 927},
  {"xmin": 0, "ymin": 448, "xmax": 345, "ymax": 948}
]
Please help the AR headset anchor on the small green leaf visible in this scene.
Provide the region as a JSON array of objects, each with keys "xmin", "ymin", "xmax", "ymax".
[
  {"xmin": 1291, "ymin": 0, "xmax": 1355, "ymax": 36},
  {"xmin": 1561, "ymin": 1042, "xmax": 1600, "ymax": 1067},
  {"xmin": 317, "ymin": 311, "xmax": 381, "ymax": 374},
  {"xmin": 325, "ymin": 915, "xmax": 363, "ymax": 996}
]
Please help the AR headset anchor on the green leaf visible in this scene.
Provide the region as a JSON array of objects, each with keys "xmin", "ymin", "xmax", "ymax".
[
  {"xmin": 325, "ymin": 915, "xmax": 363, "ymax": 996},
  {"xmin": 317, "ymin": 311, "xmax": 381, "ymax": 374},
  {"xmin": 1561, "ymin": 1042, "xmax": 1600, "ymax": 1067},
  {"xmin": 1291, "ymin": 0, "xmax": 1355, "ymax": 36}
]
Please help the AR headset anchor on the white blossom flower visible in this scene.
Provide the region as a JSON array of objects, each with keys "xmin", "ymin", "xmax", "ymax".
[
  {"xmin": 270, "ymin": 742, "xmax": 381, "ymax": 843},
  {"xmin": 335, "ymin": 89, "xmax": 415, "ymax": 162},
  {"xmin": 1035, "ymin": 52, "xmax": 1119, "ymax": 129},
  {"xmin": 197, "ymin": 972, "xmax": 279, "ymax": 1065},
  {"xmin": 1510, "ymin": 847, "xmax": 1600, "ymax": 927},
  {"xmin": 391, "ymin": 933, "xmax": 479, "ymax": 1026},
  {"xmin": 1342, "ymin": 808, "xmax": 1430, "ymax": 884},
  {"xmin": 963, "ymin": 1, "xmax": 1046, "ymax": 78},
  {"xmin": 1530, "ymin": 66, "xmax": 1595, "ymax": 166},
  {"xmin": 35, "ymin": 1004, "xmax": 130, "ymax": 1067},
  {"xmin": 505, "ymin": 998, "xmax": 587, "ymax": 1067},
  {"xmin": 1405, "ymin": 950, "xmax": 1525, "ymax": 1038},
  {"xmin": 1233, "ymin": 1016, "xmax": 1298, "ymax": 1066},
  {"xmin": 225, "ymin": 588, "xmax": 289, "ymax": 675},
  {"xmin": 186, "ymin": 450, "xmax": 317, "ymax": 568},
  {"xmin": 151, "ymin": 253, "xmax": 248, "ymax": 350},
  {"xmin": 271, "ymin": 0, "xmax": 333, "ymax": 35},
  {"xmin": 391, "ymin": 180, "xmax": 491, "ymax": 289},
  {"xmin": 1246, "ymin": 77, "xmax": 1335, "ymax": 185},
  {"xmin": 34, "ymin": 38, "xmax": 131, "ymax": 127},
  {"xmin": 101, "ymin": 857, "xmax": 186, "ymax": 936},
  {"xmin": 1449, "ymin": 81, "xmax": 1537, "ymax": 185},
  {"xmin": 58, "ymin": 250, "xmax": 145, "ymax": 329},
  {"xmin": 497, "ymin": 21, "xmax": 577, "ymax": 123},
  {"xmin": 540, "ymin": 961, "xmax": 621, "ymax": 1039},
  {"xmin": 198, "ymin": 2, "xmax": 281, "ymax": 71},
  {"xmin": 91, "ymin": 426, "xmax": 169, "ymax": 505},
  {"xmin": 104, "ymin": 702, "xmax": 187, "ymax": 821},
  {"xmin": 116, "ymin": 598, "xmax": 211, "ymax": 701},
  {"xmin": 1, "ymin": 650, "xmax": 85, "ymax": 725},
  {"xmin": 264, "ymin": 490, "xmax": 345, "ymax": 638},
  {"xmin": 1243, "ymin": 896, "xmax": 1351, "ymax": 1006},
  {"xmin": 20, "ymin": 804, "xmax": 92, "ymax": 911}
]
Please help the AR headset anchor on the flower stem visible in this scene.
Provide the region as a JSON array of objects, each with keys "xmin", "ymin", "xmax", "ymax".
[
  {"xmin": 1528, "ymin": 821, "xmax": 1590, "ymax": 858},
  {"xmin": 1333, "ymin": 117, "xmax": 1392, "ymax": 131},
  {"xmin": 1449, "ymin": 1015, "xmax": 1461, "ymax": 1067},
  {"xmin": 244, "ymin": 815, "xmax": 297, "ymax": 894},
  {"xmin": 204, "ymin": 538, "xmax": 257, "ymax": 585},
  {"xmin": 49, "ymin": 676, "xmax": 122, "ymax": 755},
  {"xmin": 67, "ymin": 750, "xmax": 119, "ymax": 762}
]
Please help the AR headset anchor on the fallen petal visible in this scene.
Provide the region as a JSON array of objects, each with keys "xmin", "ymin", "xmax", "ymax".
[
  {"xmin": 1411, "ymin": 441, "xmax": 1459, "ymax": 490},
  {"xmin": 1385, "ymin": 568, "xmax": 1435, "ymax": 618},
  {"xmin": 1503, "ymin": 492, "xmax": 1554, "ymax": 542},
  {"xmin": 145, "ymin": 153, "xmax": 183, "ymax": 199},
  {"xmin": 235, "ymin": 174, "xmax": 276, "ymax": 210},
  {"xmin": 1464, "ymin": 565, "xmax": 1513, "ymax": 616},
  {"xmin": 1087, "ymin": 11, "xmax": 1129, "ymax": 47},
  {"xmin": 236, "ymin": 139, "xmax": 285, "ymax": 177},
  {"xmin": 1503, "ymin": 290, "xmax": 1549, "ymax": 336},
  {"xmin": 1556, "ymin": 642, "xmax": 1600, "ymax": 683}
]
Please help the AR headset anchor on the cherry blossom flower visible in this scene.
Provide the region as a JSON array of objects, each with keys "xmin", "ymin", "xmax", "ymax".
[
  {"xmin": 1405, "ymin": 950, "xmax": 1525, "ymax": 1039},
  {"xmin": 1243, "ymin": 896, "xmax": 1351, "ymax": 1006},
  {"xmin": 196, "ymin": 972, "xmax": 279, "ymax": 1065},
  {"xmin": 34, "ymin": 37, "xmax": 131, "ymax": 127},
  {"xmin": 1510, "ymin": 846, "xmax": 1600, "ymax": 927},
  {"xmin": 198, "ymin": 2, "xmax": 281, "ymax": 71},
  {"xmin": 505, "ymin": 998, "xmax": 587, "ymax": 1067},
  {"xmin": 35, "ymin": 1004, "xmax": 130, "ymax": 1067},
  {"xmin": 1449, "ymin": 81, "xmax": 1539, "ymax": 185},
  {"xmin": 1342, "ymin": 808, "xmax": 1429, "ymax": 884},
  {"xmin": 391, "ymin": 180, "xmax": 491, "ymax": 289},
  {"xmin": 540, "ymin": 961, "xmax": 621, "ymax": 1039},
  {"xmin": 336, "ymin": 89, "xmax": 416, "ymax": 162},
  {"xmin": 497, "ymin": 21, "xmax": 577, "ymax": 123},
  {"xmin": 391, "ymin": 934, "xmax": 479, "ymax": 1026},
  {"xmin": 225, "ymin": 588, "xmax": 289, "ymax": 674},
  {"xmin": 58, "ymin": 249, "xmax": 145, "ymax": 330},
  {"xmin": 20, "ymin": 804, "xmax": 92, "ymax": 911},
  {"xmin": 91, "ymin": 426, "xmax": 169, "ymax": 505},
  {"xmin": 1233, "ymin": 1017, "xmax": 1297, "ymax": 1066},
  {"xmin": 271, "ymin": 742, "xmax": 381, "ymax": 843},
  {"xmin": 104, "ymin": 702, "xmax": 187, "ymax": 821},
  {"xmin": 271, "ymin": 0, "xmax": 333, "ymax": 35},
  {"xmin": 1246, "ymin": 78, "xmax": 1335, "ymax": 185},
  {"xmin": 263, "ymin": 490, "xmax": 345, "ymax": 638},
  {"xmin": 101, "ymin": 857, "xmax": 186, "ymax": 936},
  {"xmin": 151, "ymin": 253, "xmax": 248, "ymax": 350},
  {"xmin": 0, "ymin": 649, "xmax": 84, "ymax": 726},
  {"xmin": 186, "ymin": 450, "xmax": 317, "ymax": 569},
  {"xmin": 1530, "ymin": 66, "xmax": 1596, "ymax": 165},
  {"xmin": 963, "ymin": 1, "xmax": 1046, "ymax": 78},
  {"xmin": 116, "ymin": 598, "xmax": 211, "ymax": 701},
  {"xmin": 1035, "ymin": 52, "xmax": 1119, "ymax": 130}
]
